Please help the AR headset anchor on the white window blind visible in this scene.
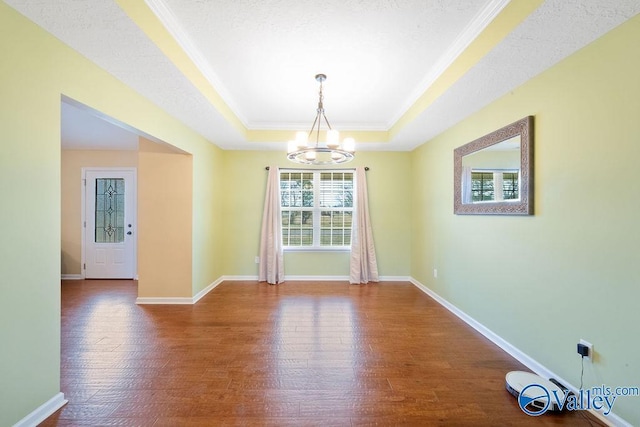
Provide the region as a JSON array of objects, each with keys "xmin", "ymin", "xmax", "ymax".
[{"xmin": 280, "ymin": 170, "xmax": 354, "ymax": 249}]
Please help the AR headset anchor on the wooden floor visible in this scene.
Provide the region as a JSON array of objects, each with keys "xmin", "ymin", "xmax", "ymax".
[{"xmin": 40, "ymin": 280, "xmax": 602, "ymax": 426}]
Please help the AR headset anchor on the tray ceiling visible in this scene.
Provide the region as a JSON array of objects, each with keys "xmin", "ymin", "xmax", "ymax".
[{"xmin": 6, "ymin": 0, "xmax": 639, "ymax": 151}]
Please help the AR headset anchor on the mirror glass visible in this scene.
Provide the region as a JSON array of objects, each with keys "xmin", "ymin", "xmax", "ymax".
[
  {"xmin": 462, "ymin": 136, "xmax": 521, "ymax": 204},
  {"xmin": 454, "ymin": 116, "xmax": 533, "ymax": 215}
]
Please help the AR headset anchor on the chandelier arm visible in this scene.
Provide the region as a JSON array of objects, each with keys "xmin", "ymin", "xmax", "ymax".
[
  {"xmin": 321, "ymin": 112, "xmax": 333, "ymax": 130},
  {"xmin": 315, "ymin": 112, "xmax": 321, "ymax": 146},
  {"xmin": 308, "ymin": 113, "xmax": 320, "ymax": 140}
]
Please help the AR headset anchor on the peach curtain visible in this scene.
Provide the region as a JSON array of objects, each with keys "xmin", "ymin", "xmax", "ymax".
[
  {"xmin": 258, "ymin": 167, "xmax": 284, "ymax": 284},
  {"xmin": 349, "ymin": 166, "xmax": 379, "ymax": 284}
]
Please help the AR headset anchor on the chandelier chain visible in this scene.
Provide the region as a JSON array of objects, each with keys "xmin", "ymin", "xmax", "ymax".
[{"xmin": 310, "ymin": 75, "xmax": 333, "ymax": 144}]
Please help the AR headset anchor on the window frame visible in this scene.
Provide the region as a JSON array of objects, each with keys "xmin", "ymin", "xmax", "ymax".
[{"xmin": 280, "ymin": 169, "xmax": 354, "ymax": 252}]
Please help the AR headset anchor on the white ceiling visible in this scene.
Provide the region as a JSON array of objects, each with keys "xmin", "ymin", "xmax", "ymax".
[
  {"xmin": 61, "ymin": 101, "xmax": 139, "ymax": 151},
  {"xmin": 6, "ymin": 0, "xmax": 639, "ymax": 152}
]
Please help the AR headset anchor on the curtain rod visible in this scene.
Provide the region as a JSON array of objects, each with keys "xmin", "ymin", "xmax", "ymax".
[{"xmin": 265, "ymin": 166, "xmax": 369, "ymax": 171}]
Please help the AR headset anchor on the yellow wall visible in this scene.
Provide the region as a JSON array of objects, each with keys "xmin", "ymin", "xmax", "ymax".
[
  {"xmin": 221, "ymin": 150, "xmax": 412, "ymax": 278},
  {"xmin": 61, "ymin": 150, "xmax": 138, "ymax": 275},
  {"xmin": 0, "ymin": 7, "xmax": 62, "ymax": 424},
  {"xmin": 138, "ymin": 138, "xmax": 193, "ymax": 298},
  {"xmin": 411, "ymin": 14, "xmax": 640, "ymax": 424},
  {"xmin": 0, "ymin": 4, "xmax": 224, "ymax": 425}
]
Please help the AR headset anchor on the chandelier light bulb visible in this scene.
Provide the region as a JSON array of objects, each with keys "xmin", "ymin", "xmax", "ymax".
[
  {"xmin": 326, "ymin": 130, "xmax": 340, "ymax": 149},
  {"xmin": 295, "ymin": 131, "xmax": 308, "ymax": 148},
  {"xmin": 343, "ymin": 137, "xmax": 355, "ymax": 153}
]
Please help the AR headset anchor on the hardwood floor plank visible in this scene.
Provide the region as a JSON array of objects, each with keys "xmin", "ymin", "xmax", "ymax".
[{"xmin": 38, "ymin": 280, "xmax": 605, "ymax": 426}]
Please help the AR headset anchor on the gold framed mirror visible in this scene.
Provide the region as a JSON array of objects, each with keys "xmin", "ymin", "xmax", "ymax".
[{"xmin": 454, "ymin": 116, "xmax": 533, "ymax": 215}]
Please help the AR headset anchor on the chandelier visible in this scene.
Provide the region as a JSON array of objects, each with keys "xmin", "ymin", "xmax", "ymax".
[{"xmin": 287, "ymin": 74, "xmax": 355, "ymax": 165}]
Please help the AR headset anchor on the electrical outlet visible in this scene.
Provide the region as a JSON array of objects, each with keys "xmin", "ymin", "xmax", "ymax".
[
  {"xmin": 578, "ymin": 339, "xmax": 593, "ymax": 362},
  {"xmin": 255, "ymin": 256, "xmax": 260, "ymax": 264},
  {"xmin": 433, "ymin": 268, "xmax": 438, "ymax": 278}
]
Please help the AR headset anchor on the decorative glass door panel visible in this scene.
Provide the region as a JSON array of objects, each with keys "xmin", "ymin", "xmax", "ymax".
[{"xmin": 95, "ymin": 178, "xmax": 125, "ymax": 243}]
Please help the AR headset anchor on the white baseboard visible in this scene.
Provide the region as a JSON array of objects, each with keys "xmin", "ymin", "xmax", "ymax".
[
  {"xmin": 61, "ymin": 274, "xmax": 83, "ymax": 280},
  {"xmin": 409, "ymin": 278, "xmax": 552, "ymax": 377},
  {"xmin": 283, "ymin": 275, "xmax": 411, "ymax": 282},
  {"xmin": 221, "ymin": 275, "xmax": 259, "ymax": 281},
  {"xmin": 219, "ymin": 275, "xmax": 411, "ymax": 282},
  {"xmin": 409, "ymin": 277, "xmax": 629, "ymax": 427},
  {"xmin": 211, "ymin": 275, "xmax": 348, "ymax": 282},
  {"xmin": 134, "ymin": 276, "xmax": 413, "ymax": 305},
  {"xmin": 136, "ymin": 277, "xmax": 225, "ymax": 305},
  {"xmin": 222, "ymin": 275, "xmax": 350, "ymax": 281},
  {"xmin": 192, "ymin": 277, "xmax": 224, "ymax": 303},
  {"xmin": 285, "ymin": 275, "xmax": 350, "ymax": 281},
  {"xmin": 13, "ymin": 392, "xmax": 67, "ymax": 427},
  {"xmin": 379, "ymin": 276, "xmax": 411, "ymax": 282}
]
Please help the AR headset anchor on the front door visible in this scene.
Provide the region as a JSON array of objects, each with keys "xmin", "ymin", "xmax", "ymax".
[{"xmin": 84, "ymin": 169, "xmax": 136, "ymax": 279}]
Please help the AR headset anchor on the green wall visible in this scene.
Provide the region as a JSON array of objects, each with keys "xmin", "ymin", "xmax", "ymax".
[
  {"xmin": 0, "ymin": 4, "xmax": 225, "ymax": 425},
  {"xmin": 190, "ymin": 133, "xmax": 226, "ymax": 295},
  {"xmin": 222, "ymin": 150, "xmax": 411, "ymax": 278},
  {"xmin": 410, "ymin": 14, "xmax": 640, "ymax": 424}
]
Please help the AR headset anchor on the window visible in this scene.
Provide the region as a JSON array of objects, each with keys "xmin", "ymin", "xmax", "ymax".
[
  {"xmin": 502, "ymin": 172, "xmax": 519, "ymax": 200},
  {"xmin": 280, "ymin": 170, "xmax": 353, "ymax": 249},
  {"xmin": 471, "ymin": 170, "xmax": 519, "ymax": 202},
  {"xmin": 471, "ymin": 172, "xmax": 494, "ymax": 202}
]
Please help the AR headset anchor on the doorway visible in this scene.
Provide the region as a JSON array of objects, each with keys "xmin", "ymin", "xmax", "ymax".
[{"xmin": 83, "ymin": 168, "xmax": 137, "ymax": 279}]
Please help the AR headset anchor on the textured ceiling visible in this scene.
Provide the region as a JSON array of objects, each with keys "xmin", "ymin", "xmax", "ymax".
[{"xmin": 6, "ymin": 0, "xmax": 640, "ymax": 151}]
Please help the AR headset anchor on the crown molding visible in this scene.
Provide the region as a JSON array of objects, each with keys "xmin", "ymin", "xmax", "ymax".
[
  {"xmin": 387, "ymin": 0, "xmax": 511, "ymax": 129},
  {"xmin": 144, "ymin": 0, "xmax": 248, "ymax": 127}
]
